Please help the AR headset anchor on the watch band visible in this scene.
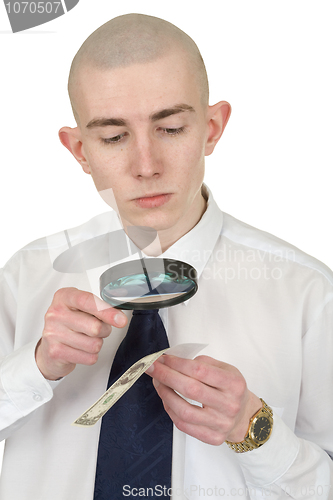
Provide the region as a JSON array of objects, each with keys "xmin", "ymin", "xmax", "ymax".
[{"xmin": 225, "ymin": 398, "xmax": 273, "ymax": 453}]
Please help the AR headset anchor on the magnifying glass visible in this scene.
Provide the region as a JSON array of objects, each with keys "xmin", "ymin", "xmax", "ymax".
[
  {"xmin": 100, "ymin": 258, "xmax": 198, "ymax": 310},
  {"xmin": 51, "ymin": 225, "xmax": 198, "ymax": 309}
]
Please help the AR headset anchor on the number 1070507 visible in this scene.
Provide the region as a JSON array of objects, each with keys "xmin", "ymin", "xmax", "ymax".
[{"xmin": 5, "ymin": 2, "xmax": 61, "ymax": 14}]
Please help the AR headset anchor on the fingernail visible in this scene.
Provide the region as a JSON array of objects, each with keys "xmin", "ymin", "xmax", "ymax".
[
  {"xmin": 146, "ymin": 364, "xmax": 154, "ymax": 374},
  {"xmin": 115, "ymin": 313, "xmax": 127, "ymax": 327}
]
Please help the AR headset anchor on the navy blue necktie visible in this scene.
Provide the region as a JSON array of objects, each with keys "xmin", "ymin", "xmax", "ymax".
[{"xmin": 94, "ymin": 309, "xmax": 173, "ymax": 499}]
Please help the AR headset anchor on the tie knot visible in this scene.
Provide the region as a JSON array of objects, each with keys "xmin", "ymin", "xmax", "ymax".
[{"xmin": 133, "ymin": 308, "xmax": 159, "ymax": 316}]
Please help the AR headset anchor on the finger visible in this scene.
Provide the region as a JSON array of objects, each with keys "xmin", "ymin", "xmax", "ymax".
[
  {"xmin": 158, "ymin": 355, "xmax": 241, "ymax": 393},
  {"xmin": 165, "ymin": 403, "xmax": 225, "ymax": 446},
  {"xmin": 52, "ymin": 288, "xmax": 127, "ymax": 327},
  {"xmin": 154, "ymin": 380, "xmax": 222, "ymax": 430},
  {"xmin": 45, "ymin": 308, "xmax": 112, "ymax": 339},
  {"xmin": 43, "ymin": 328, "xmax": 104, "ymax": 355},
  {"xmin": 149, "ymin": 358, "xmax": 223, "ymax": 409},
  {"xmin": 155, "ymin": 382, "xmax": 226, "ymax": 445},
  {"xmin": 45, "ymin": 341, "xmax": 102, "ymax": 368}
]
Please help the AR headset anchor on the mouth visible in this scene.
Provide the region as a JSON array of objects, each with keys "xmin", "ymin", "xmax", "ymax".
[{"xmin": 133, "ymin": 193, "xmax": 172, "ymax": 209}]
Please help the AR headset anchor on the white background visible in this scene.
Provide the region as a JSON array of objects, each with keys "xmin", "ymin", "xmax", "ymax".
[{"xmin": 0, "ymin": 0, "xmax": 332, "ymax": 469}]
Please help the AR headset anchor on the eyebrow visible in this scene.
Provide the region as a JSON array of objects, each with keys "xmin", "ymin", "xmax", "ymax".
[
  {"xmin": 150, "ymin": 104, "xmax": 195, "ymax": 122},
  {"xmin": 86, "ymin": 104, "xmax": 195, "ymax": 129},
  {"xmin": 86, "ymin": 117, "xmax": 126, "ymax": 128}
]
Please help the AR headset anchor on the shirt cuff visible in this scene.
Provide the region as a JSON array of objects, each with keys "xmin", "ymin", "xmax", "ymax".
[
  {"xmin": 0, "ymin": 341, "xmax": 57, "ymax": 416},
  {"xmin": 235, "ymin": 410, "xmax": 300, "ymax": 486}
]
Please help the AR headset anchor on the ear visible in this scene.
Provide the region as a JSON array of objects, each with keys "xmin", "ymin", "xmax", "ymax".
[
  {"xmin": 58, "ymin": 126, "xmax": 91, "ymax": 174},
  {"xmin": 205, "ymin": 101, "xmax": 232, "ymax": 156}
]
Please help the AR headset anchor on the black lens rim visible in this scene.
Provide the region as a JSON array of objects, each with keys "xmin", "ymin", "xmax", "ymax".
[{"xmin": 100, "ymin": 258, "xmax": 198, "ymax": 310}]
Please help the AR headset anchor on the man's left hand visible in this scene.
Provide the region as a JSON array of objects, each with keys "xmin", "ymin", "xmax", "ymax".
[{"xmin": 146, "ymin": 355, "xmax": 262, "ymax": 446}]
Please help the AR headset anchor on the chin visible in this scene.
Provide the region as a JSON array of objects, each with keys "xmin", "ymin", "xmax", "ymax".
[{"xmin": 125, "ymin": 210, "xmax": 178, "ymax": 232}]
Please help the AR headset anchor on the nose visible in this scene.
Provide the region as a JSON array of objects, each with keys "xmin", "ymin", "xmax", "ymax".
[{"xmin": 130, "ymin": 136, "xmax": 163, "ymax": 179}]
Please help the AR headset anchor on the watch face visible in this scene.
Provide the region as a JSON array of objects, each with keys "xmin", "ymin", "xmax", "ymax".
[{"xmin": 252, "ymin": 416, "xmax": 272, "ymax": 444}]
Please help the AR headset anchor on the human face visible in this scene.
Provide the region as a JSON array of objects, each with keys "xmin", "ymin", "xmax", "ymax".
[{"xmin": 72, "ymin": 52, "xmax": 211, "ymax": 249}]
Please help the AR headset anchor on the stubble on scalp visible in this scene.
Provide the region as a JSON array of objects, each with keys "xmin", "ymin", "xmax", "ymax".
[{"xmin": 68, "ymin": 13, "xmax": 209, "ymax": 124}]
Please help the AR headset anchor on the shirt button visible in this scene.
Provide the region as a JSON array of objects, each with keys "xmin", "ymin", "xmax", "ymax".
[{"xmin": 33, "ymin": 393, "xmax": 42, "ymax": 402}]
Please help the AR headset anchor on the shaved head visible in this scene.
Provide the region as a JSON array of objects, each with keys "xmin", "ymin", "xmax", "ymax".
[{"xmin": 68, "ymin": 14, "xmax": 209, "ymax": 123}]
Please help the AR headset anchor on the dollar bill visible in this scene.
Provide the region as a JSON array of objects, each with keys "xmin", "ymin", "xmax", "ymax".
[{"xmin": 72, "ymin": 343, "xmax": 207, "ymax": 427}]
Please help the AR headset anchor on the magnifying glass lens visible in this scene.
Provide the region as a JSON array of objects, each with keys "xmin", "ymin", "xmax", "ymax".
[{"xmin": 100, "ymin": 259, "xmax": 197, "ymax": 310}]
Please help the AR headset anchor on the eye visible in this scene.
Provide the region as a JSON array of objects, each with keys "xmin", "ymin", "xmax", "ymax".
[
  {"xmin": 102, "ymin": 132, "xmax": 127, "ymax": 144},
  {"xmin": 160, "ymin": 127, "xmax": 186, "ymax": 136}
]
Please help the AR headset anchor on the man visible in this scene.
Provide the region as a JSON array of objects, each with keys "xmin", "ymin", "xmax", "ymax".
[{"xmin": 0, "ymin": 13, "xmax": 332, "ymax": 499}]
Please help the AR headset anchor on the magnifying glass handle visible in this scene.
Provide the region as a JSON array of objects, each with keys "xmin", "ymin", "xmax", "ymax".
[{"xmin": 138, "ymin": 249, "xmax": 153, "ymax": 293}]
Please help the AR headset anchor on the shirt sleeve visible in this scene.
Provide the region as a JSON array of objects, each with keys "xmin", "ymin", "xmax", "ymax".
[
  {"xmin": 0, "ymin": 340, "xmax": 61, "ymax": 441},
  {"xmin": 236, "ymin": 411, "xmax": 333, "ymax": 499},
  {"xmin": 0, "ymin": 265, "xmax": 59, "ymax": 441},
  {"xmin": 235, "ymin": 296, "xmax": 333, "ymax": 499}
]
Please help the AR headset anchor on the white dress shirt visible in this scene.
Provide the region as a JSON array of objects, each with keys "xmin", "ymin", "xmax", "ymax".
[{"xmin": 0, "ymin": 185, "xmax": 332, "ymax": 499}]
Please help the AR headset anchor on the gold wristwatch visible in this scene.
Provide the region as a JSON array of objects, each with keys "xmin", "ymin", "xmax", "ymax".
[{"xmin": 225, "ymin": 398, "xmax": 273, "ymax": 453}]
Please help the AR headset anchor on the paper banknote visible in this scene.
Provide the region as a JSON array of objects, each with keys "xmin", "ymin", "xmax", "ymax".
[{"xmin": 73, "ymin": 343, "xmax": 207, "ymax": 427}]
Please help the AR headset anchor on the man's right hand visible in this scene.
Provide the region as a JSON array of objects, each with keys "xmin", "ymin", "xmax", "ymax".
[{"xmin": 35, "ymin": 287, "xmax": 128, "ymax": 381}]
